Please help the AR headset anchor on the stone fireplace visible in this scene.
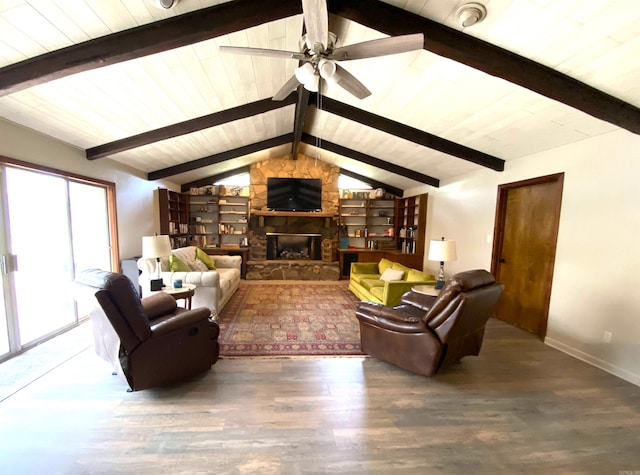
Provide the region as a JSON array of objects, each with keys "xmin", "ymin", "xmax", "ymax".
[
  {"xmin": 266, "ymin": 233, "xmax": 322, "ymax": 260},
  {"xmin": 244, "ymin": 154, "xmax": 341, "ymax": 280}
]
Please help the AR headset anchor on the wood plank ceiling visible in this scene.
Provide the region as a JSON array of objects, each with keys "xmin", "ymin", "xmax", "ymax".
[{"xmin": 0, "ymin": 0, "xmax": 639, "ymax": 195}]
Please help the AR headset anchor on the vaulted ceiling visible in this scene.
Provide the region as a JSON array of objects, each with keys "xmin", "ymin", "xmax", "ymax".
[{"xmin": 1, "ymin": 0, "xmax": 639, "ymax": 196}]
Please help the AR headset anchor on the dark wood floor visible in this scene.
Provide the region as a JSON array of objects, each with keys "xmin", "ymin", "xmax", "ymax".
[{"xmin": 0, "ymin": 318, "xmax": 639, "ymax": 474}]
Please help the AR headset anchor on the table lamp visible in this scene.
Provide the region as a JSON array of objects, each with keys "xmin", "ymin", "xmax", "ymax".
[
  {"xmin": 142, "ymin": 234, "xmax": 171, "ymax": 291},
  {"xmin": 428, "ymin": 237, "xmax": 457, "ymax": 289}
]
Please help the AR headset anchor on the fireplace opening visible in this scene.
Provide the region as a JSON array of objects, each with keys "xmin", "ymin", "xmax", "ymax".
[{"xmin": 266, "ymin": 233, "xmax": 322, "ymax": 260}]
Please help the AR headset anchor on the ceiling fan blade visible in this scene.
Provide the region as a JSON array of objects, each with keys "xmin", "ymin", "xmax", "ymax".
[
  {"xmin": 220, "ymin": 45, "xmax": 307, "ymax": 61},
  {"xmin": 302, "ymin": 0, "xmax": 328, "ymax": 51},
  {"xmin": 272, "ymin": 75, "xmax": 301, "ymax": 101},
  {"xmin": 330, "ymin": 33, "xmax": 424, "ymax": 61},
  {"xmin": 332, "ymin": 64, "xmax": 371, "ymax": 100}
]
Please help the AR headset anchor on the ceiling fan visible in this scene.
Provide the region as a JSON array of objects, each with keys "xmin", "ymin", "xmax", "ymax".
[{"xmin": 219, "ymin": 0, "xmax": 424, "ymax": 101}]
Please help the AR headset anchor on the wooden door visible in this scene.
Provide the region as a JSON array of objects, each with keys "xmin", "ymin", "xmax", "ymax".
[{"xmin": 491, "ymin": 173, "xmax": 564, "ymax": 339}]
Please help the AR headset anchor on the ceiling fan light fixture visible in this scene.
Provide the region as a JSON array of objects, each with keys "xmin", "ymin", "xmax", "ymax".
[
  {"xmin": 318, "ymin": 59, "xmax": 336, "ymax": 80},
  {"xmin": 456, "ymin": 2, "xmax": 487, "ymax": 28},
  {"xmin": 295, "ymin": 63, "xmax": 316, "ymax": 85},
  {"xmin": 303, "ymin": 75, "xmax": 320, "ymax": 92}
]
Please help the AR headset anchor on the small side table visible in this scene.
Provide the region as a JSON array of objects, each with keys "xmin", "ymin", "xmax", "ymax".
[
  {"xmin": 412, "ymin": 284, "xmax": 440, "ymax": 297},
  {"xmin": 151, "ymin": 284, "xmax": 196, "ymax": 309}
]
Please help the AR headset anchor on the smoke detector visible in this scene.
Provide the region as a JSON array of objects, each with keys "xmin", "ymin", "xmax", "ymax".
[
  {"xmin": 152, "ymin": 0, "xmax": 178, "ymax": 9},
  {"xmin": 456, "ymin": 3, "xmax": 487, "ymax": 28}
]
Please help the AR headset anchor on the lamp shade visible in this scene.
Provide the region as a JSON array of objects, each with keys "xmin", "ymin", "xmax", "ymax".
[
  {"xmin": 428, "ymin": 239, "xmax": 457, "ymax": 262},
  {"xmin": 142, "ymin": 235, "xmax": 171, "ymax": 259}
]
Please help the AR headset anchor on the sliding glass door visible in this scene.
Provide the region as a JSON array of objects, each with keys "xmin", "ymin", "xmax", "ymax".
[
  {"xmin": 6, "ymin": 167, "xmax": 76, "ymax": 344},
  {"xmin": 0, "ymin": 203, "xmax": 11, "ymax": 357},
  {"xmin": 0, "ymin": 162, "xmax": 116, "ymax": 361}
]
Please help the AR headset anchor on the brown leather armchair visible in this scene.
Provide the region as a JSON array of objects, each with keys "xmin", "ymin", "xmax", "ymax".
[
  {"xmin": 73, "ymin": 269, "xmax": 219, "ymax": 391},
  {"xmin": 355, "ymin": 269, "xmax": 504, "ymax": 376}
]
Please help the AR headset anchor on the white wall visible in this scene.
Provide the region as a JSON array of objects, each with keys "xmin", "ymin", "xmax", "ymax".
[
  {"xmin": 409, "ymin": 129, "xmax": 640, "ymax": 386},
  {"xmin": 0, "ymin": 119, "xmax": 178, "ymax": 260}
]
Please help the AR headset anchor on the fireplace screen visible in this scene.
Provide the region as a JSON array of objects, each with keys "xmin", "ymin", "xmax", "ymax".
[{"xmin": 266, "ymin": 233, "xmax": 322, "ymax": 260}]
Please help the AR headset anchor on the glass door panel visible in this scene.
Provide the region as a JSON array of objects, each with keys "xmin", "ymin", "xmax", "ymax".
[
  {"xmin": 69, "ymin": 182, "xmax": 112, "ymax": 319},
  {"xmin": 5, "ymin": 168, "xmax": 75, "ymax": 345},
  {"xmin": 0, "ymin": 222, "xmax": 9, "ymax": 356},
  {"xmin": 69, "ymin": 182, "xmax": 112, "ymax": 274}
]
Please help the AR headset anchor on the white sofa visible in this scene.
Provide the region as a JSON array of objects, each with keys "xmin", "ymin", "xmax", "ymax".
[{"xmin": 137, "ymin": 246, "xmax": 241, "ymax": 317}]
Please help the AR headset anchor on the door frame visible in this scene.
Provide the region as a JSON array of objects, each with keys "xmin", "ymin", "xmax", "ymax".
[
  {"xmin": 0, "ymin": 156, "xmax": 120, "ymax": 361},
  {"xmin": 490, "ymin": 172, "xmax": 564, "ymax": 339}
]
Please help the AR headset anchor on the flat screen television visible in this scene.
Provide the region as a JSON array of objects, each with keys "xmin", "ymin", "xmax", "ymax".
[{"xmin": 267, "ymin": 177, "xmax": 322, "ymax": 211}]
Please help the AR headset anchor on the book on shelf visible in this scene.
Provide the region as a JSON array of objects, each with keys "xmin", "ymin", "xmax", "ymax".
[
  {"xmin": 189, "ymin": 224, "xmax": 208, "ymax": 234},
  {"xmin": 401, "ymin": 240, "xmax": 417, "ymax": 254}
]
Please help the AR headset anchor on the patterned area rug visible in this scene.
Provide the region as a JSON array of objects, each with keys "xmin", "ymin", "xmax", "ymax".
[{"xmin": 217, "ymin": 281, "xmax": 363, "ymax": 357}]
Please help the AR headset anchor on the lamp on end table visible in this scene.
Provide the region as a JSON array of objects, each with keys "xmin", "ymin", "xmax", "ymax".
[
  {"xmin": 142, "ymin": 234, "xmax": 171, "ymax": 291},
  {"xmin": 428, "ymin": 237, "xmax": 457, "ymax": 290}
]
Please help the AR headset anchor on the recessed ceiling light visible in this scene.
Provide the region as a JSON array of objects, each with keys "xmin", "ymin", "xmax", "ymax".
[
  {"xmin": 455, "ymin": 3, "xmax": 487, "ymax": 28},
  {"xmin": 152, "ymin": 0, "xmax": 178, "ymax": 9}
]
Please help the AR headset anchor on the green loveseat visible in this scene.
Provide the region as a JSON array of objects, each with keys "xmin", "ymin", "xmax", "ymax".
[{"xmin": 348, "ymin": 258, "xmax": 437, "ymax": 307}]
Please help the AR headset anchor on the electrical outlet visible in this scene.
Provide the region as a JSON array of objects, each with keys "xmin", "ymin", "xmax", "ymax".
[{"xmin": 603, "ymin": 331, "xmax": 612, "ymax": 343}]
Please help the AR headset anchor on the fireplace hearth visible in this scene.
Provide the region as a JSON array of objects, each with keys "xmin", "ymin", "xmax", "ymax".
[{"xmin": 266, "ymin": 233, "xmax": 322, "ymax": 260}]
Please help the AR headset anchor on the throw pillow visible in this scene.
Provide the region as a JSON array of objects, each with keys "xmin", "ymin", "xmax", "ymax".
[
  {"xmin": 392, "ymin": 262, "xmax": 411, "ymax": 276},
  {"xmin": 190, "ymin": 259, "xmax": 209, "ymax": 272},
  {"xmin": 380, "ymin": 268, "xmax": 405, "ymax": 282},
  {"xmin": 378, "ymin": 258, "xmax": 394, "ymax": 274},
  {"xmin": 195, "ymin": 248, "xmax": 216, "ymax": 270},
  {"xmin": 169, "ymin": 255, "xmax": 191, "ymax": 272}
]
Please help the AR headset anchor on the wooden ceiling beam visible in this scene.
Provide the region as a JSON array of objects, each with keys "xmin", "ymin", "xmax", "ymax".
[
  {"xmin": 291, "ymin": 86, "xmax": 311, "ymax": 158},
  {"xmin": 339, "ymin": 169, "xmax": 403, "ymax": 197},
  {"xmin": 313, "ymin": 94, "xmax": 504, "ymax": 171},
  {"xmin": 87, "ymin": 93, "xmax": 297, "ymax": 160},
  {"xmin": 0, "ymin": 0, "xmax": 301, "ymax": 96},
  {"xmin": 301, "ymin": 133, "xmax": 439, "ymax": 187},
  {"xmin": 148, "ymin": 134, "xmax": 293, "ymax": 180},
  {"xmin": 329, "ymin": 0, "xmax": 640, "ymax": 135},
  {"xmin": 180, "ymin": 166, "xmax": 251, "ymax": 193}
]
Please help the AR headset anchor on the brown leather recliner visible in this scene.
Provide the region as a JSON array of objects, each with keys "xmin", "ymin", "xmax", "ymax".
[
  {"xmin": 73, "ymin": 269, "xmax": 219, "ymax": 391},
  {"xmin": 355, "ymin": 269, "xmax": 504, "ymax": 376}
]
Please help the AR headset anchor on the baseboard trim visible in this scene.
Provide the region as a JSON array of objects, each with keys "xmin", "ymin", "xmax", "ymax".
[{"xmin": 545, "ymin": 337, "xmax": 639, "ymax": 387}]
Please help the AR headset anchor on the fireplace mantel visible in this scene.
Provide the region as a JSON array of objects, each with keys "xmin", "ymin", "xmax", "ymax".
[
  {"xmin": 254, "ymin": 210, "xmax": 336, "ymax": 227},
  {"xmin": 254, "ymin": 210, "xmax": 336, "ymax": 218}
]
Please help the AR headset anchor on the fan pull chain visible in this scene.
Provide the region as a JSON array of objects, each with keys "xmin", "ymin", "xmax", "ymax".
[{"xmin": 315, "ymin": 81, "xmax": 323, "ymax": 166}]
